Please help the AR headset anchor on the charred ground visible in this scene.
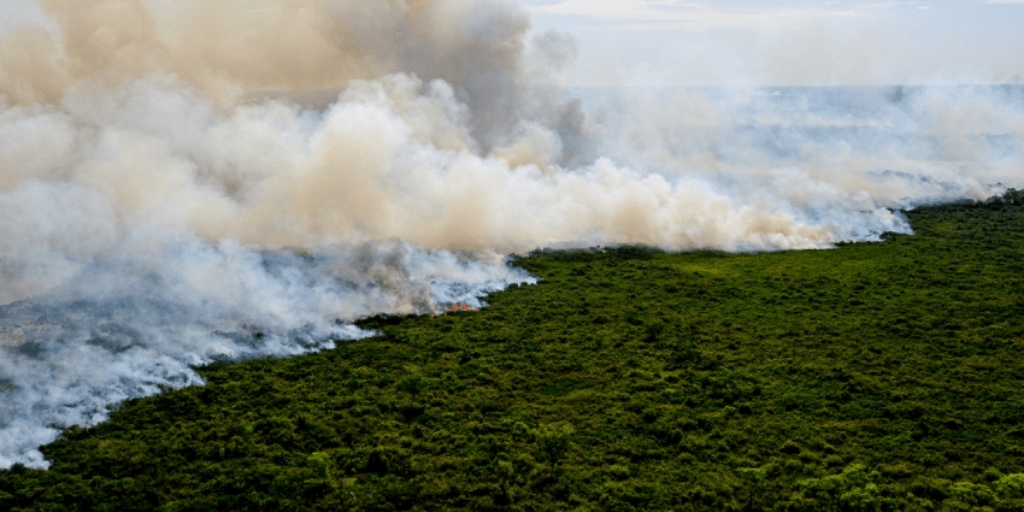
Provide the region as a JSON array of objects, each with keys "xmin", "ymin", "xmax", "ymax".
[{"xmin": 2, "ymin": 194, "xmax": 1024, "ymax": 511}]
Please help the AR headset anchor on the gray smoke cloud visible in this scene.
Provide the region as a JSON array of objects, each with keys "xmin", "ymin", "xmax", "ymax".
[
  {"xmin": 0, "ymin": 233, "xmax": 531, "ymax": 468},
  {"xmin": 1, "ymin": 0, "xmax": 1022, "ymax": 468}
]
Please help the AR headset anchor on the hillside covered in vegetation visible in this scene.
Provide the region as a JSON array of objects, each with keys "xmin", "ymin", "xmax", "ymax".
[{"xmin": 2, "ymin": 193, "xmax": 1024, "ymax": 511}]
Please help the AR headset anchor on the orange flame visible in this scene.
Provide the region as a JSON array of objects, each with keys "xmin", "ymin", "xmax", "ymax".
[{"xmin": 445, "ymin": 302, "xmax": 476, "ymax": 313}]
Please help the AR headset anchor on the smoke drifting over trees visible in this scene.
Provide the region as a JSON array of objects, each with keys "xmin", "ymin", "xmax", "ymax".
[{"xmin": 0, "ymin": 0, "xmax": 1022, "ymax": 468}]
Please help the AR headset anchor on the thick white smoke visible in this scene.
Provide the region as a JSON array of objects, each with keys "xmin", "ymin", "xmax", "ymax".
[
  {"xmin": 0, "ymin": 234, "xmax": 532, "ymax": 469},
  {"xmin": 1, "ymin": 0, "xmax": 1022, "ymax": 469}
]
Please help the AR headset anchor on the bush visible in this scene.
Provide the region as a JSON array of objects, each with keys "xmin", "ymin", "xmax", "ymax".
[{"xmin": 533, "ymin": 423, "xmax": 575, "ymax": 478}]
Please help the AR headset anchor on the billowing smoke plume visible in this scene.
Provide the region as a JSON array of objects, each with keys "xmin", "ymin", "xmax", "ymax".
[{"xmin": 1, "ymin": 0, "xmax": 1022, "ymax": 469}]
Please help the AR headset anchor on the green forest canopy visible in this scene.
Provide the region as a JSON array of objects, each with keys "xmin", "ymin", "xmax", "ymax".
[{"xmin": 2, "ymin": 192, "xmax": 1024, "ymax": 511}]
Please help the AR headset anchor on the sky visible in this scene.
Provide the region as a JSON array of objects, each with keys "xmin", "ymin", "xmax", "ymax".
[
  {"xmin": 1, "ymin": 0, "xmax": 1021, "ymax": 87},
  {"xmin": 517, "ymin": 0, "xmax": 1024, "ymax": 86}
]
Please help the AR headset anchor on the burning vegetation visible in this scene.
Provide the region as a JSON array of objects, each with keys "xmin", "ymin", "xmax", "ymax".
[
  {"xmin": 3, "ymin": 195, "xmax": 1024, "ymax": 510},
  {"xmin": 445, "ymin": 303, "xmax": 478, "ymax": 314}
]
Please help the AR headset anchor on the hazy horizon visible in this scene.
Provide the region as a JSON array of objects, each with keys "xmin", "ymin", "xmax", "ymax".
[{"xmin": 519, "ymin": 0, "xmax": 1024, "ymax": 88}]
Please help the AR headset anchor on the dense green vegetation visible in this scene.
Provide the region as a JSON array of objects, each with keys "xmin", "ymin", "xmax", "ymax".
[{"xmin": 2, "ymin": 193, "xmax": 1024, "ymax": 511}]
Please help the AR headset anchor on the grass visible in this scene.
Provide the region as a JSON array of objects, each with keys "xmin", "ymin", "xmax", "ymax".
[{"xmin": 2, "ymin": 193, "xmax": 1024, "ymax": 511}]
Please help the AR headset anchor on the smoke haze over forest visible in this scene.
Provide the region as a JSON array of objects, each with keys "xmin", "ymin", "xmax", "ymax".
[{"xmin": 0, "ymin": 0, "xmax": 1022, "ymax": 469}]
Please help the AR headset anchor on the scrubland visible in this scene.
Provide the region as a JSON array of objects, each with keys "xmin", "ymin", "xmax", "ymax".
[{"xmin": 2, "ymin": 193, "xmax": 1024, "ymax": 511}]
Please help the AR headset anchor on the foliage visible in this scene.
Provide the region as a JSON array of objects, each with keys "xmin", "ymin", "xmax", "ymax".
[
  {"xmin": 533, "ymin": 423, "xmax": 575, "ymax": 478},
  {"xmin": 2, "ymin": 194, "xmax": 1024, "ymax": 510}
]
